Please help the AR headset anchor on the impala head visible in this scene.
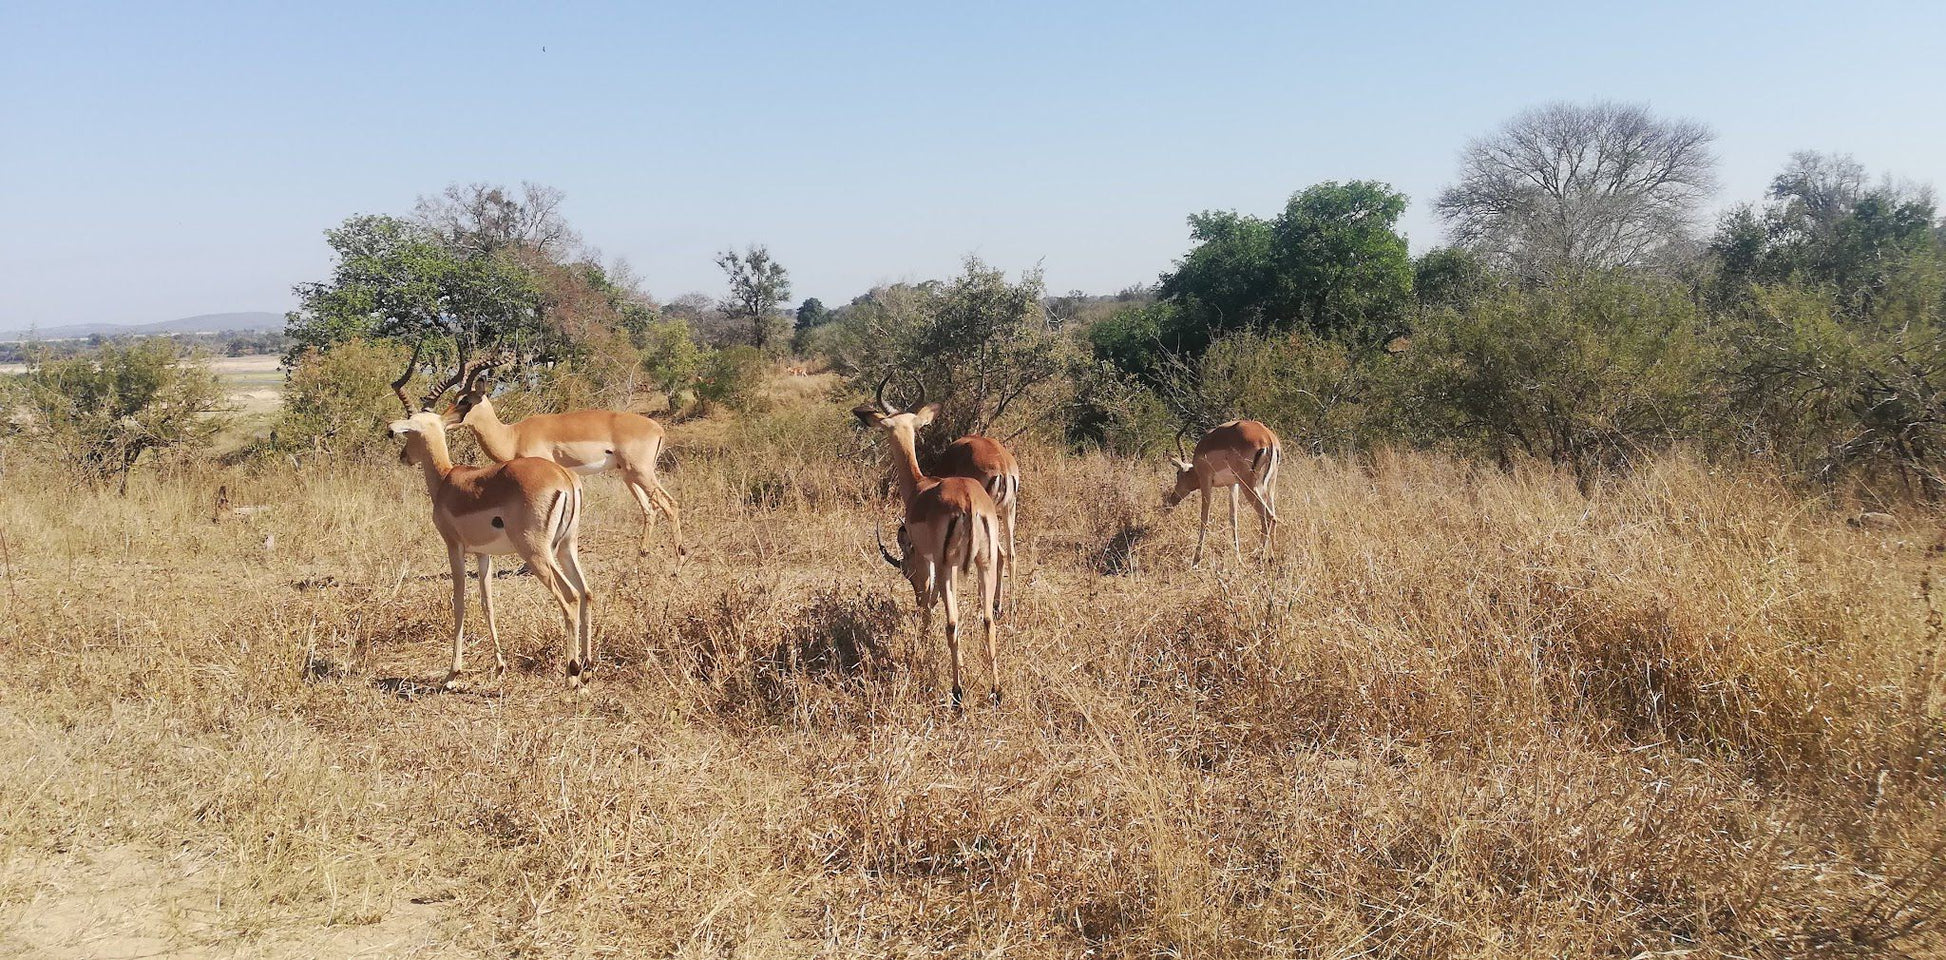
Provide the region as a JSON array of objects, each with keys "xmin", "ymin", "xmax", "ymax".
[
  {"xmin": 1162, "ymin": 425, "xmax": 1198, "ymax": 508},
  {"xmin": 875, "ymin": 516, "xmax": 910, "ymax": 570},
  {"xmin": 850, "ymin": 376, "xmax": 938, "ymax": 442},
  {"xmin": 443, "ymin": 370, "xmax": 495, "ymax": 428},
  {"xmin": 389, "ymin": 410, "xmax": 447, "ymax": 463}
]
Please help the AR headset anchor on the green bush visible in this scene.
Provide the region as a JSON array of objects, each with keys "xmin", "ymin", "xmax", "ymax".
[
  {"xmin": 11, "ymin": 340, "xmax": 229, "ymax": 491},
  {"xmin": 696, "ymin": 345, "xmax": 769, "ymax": 413},
  {"xmin": 1397, "ymin": 274, "xmax": 1713, "ymax": 490},
  {"xmin": 278, "ymin": 338, "xmax": 413, "ymax": 458}
]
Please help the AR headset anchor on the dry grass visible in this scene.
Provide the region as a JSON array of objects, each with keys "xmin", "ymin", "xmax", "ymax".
[{"xmin": 1, "ymin": 402, "xmax": 1943, "ymax": 958}]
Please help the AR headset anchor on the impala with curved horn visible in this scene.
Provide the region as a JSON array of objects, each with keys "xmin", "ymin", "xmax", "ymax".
[
  {"xmin": 865, "ymin": 378, "xmax": 1022, "ymax": 615},
  {"xmin": 444, "ymin": 369, "xmax": 684, "ymax": 558},
  {"xmin": 389, "ymin": 409, "xmax": 597, "ymax": 691},
  {"xmin": 852, "ymin": 390, "xmax": 1004, "ymax": 710},
  {"xmin": 1164, "ymin": 419, "xmax": 1281, "ymax": 563}
]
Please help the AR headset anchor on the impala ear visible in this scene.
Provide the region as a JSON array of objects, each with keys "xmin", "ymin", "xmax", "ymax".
[
  {"xmin": 850, "ymin": 403, "xmax": 885, "ymax": 427},
  {"xmin": 912, "ymin": 403, "xmax": 940, "ymax": 427}
]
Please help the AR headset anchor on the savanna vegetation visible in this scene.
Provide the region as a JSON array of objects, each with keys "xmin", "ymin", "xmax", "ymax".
[{"xmin": 2, "ymin": 101, "xmax": 1944, "ymax": 958}]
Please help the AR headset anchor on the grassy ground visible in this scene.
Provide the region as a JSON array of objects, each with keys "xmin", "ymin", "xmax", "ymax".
[{"xmin": 0, "ymin": 387, "xmax": 1942, "ymax": 957}]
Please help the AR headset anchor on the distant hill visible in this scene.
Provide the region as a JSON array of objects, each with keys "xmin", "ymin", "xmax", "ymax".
[{"xmin": 0, "ymin": 311, "xmax": 285, "ymax": 342}]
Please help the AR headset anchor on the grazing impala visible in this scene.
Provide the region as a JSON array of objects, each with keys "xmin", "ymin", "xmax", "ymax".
[
  {"xmin": 853, "ymin": 398, "xmax": 1004, "ymax": 709},
  {"xmin": 446, "ymin": 371, "xmax": 684, "ymax": 558},
  {"xmin": 1164, "ymin": 419, "xmax": 1281, "ymax": 563},
  {"xmin": 389, "ymin": 410, "xmax": 596, "ymax": 691},
  {"xmin": 865, "ymin": 379, "xmax": 1021, "ymax": 614}
]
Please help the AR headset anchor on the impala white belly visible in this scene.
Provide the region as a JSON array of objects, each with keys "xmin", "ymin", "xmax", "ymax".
[
  {"xmin": 550, "ymin": 441, "xmax": 618, "ymax": 475},
  {"xmin": 448, "ymin": 511, "xmax": 523, "ymax": 555}
]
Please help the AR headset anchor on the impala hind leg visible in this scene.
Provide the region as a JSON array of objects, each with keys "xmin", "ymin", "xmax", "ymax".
[
  {"xmin": 622, "ymin": 474, "xmax": 659, "ymax": 556},
  {"xmin": 477, "ymin": 553, "xmax": 506, "ymax": 676},
  {"xmin": 556, "ymin": 537, "xmax": 595, "ymax": 679},
  {"xmin": 626, "ymin": 463, "xmax": 685, "ymax": 558},
  {"xmin": 941, "ymin": 574, "xmax": 964, "ymax": 711},
  {"xmin": 443, "ymin": 544, "xmax": 468, "ymax": 689},
  {"xmin": 979, "ymin": 543, "xmax": 1001, "ymax": 706},
  {"xmin": 1001, "ymin": 494, "xmax": 1018, "ymax": 619},
  {"xmin": 1235, "ymin": 473, "xmax": 1278, "ymax": 558},
  {"xmin": 525, "ymin": 557, "xmax": 585, "ymax": 690},
  {"xmin": 1229, "ymin": 485, "xmax": 1241, "ymax": 557}
]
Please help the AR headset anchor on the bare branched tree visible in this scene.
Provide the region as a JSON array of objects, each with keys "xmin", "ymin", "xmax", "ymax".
[
  {"xmin": 413, "ymin": 181, "xmax": 582, "ymax": 258},
  {"xmin": 1437, "ymin": 102, "xmax": 1717, "ymax": 278}
]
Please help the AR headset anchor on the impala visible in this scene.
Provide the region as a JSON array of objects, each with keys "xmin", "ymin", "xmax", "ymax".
[
  {"xmin": 390, "ymin": 410, "xmax": 596, "ymax": 691},
  {"xmin": 446, "ymin": 371, "xmax": 684, "ymax": 558},
  {"xmin": 853, "ymin": 398, "xmax": 1003, "ymax": 709},
  {"xmin": 864, "ymin": 379, "xmax": 1021, "ymax": 614},
  {"xmin": 1164, "ymin": 419, "xmax": 1281, "ymax": 562}
]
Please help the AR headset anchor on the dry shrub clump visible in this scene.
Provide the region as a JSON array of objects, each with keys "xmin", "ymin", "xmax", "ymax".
[{"xmin": 0, "ymin": 420, "xmax": 1942, "ymax": 957}]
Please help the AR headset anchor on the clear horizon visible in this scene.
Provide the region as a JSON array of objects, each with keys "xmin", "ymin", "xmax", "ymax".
[{"xmin": 3, "ymin": 0, "xmax": 1942, "ymax": 328}]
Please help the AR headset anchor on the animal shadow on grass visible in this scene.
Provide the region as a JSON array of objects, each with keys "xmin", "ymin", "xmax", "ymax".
[
  {"xmin": 768, "ymin": 591, "xmax": 902, "ymax": 680},
  {"xmin": 1089, "ymin": 494, "xmax": 1152, "ymax": 576},
  {"xmin": 369, "ymin": 676, "xmax": 506, "ymax": 700},
  {"xmin": 681, "ymin": 585, "xmax": 904, "ymax": 716}
]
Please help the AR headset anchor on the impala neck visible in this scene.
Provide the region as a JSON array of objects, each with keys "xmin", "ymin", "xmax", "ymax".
[
  {"xmin": 884, "ymin": 426, "xmax": 926, "ymax": 508},
  {"xmin": 406, "ymin": 428, "xmax": 455, "ymax": 495},
  {"xmin": 466, "ymin": 398, "xmax": 521, "ymax": 462}
]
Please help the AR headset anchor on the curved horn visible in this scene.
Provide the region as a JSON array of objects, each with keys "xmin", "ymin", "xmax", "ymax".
[
  {"xmin": 1175, "ymin": 424, "xmax": 1191, "ymax": 462},
  {"xmin": 391, "ymin": 342, "xmax": 426, "ymax": 415},
  {"xmin": 874, "ymin": 513, "xmax": 903, "ymax": 569},
  {"xmin": 912, "ymin": 377, "xmax": 928, "ymax": 409},
  {"xmin": 874, "ymin": 375, "xmax": 895, "ymax": 415}
]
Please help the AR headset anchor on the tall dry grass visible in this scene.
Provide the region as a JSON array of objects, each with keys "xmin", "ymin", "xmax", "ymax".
[{"xmin": 0, "ymin": 404, "xmax": 1942, "ymax": 957}]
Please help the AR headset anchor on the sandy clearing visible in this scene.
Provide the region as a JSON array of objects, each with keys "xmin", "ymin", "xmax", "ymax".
[{"xmin": 1, "ymin": 845, "xmax": 477, "ymax": 960}]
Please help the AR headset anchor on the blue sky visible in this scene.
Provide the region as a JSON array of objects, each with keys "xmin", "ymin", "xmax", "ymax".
[{"xmin": 2, "ymin": 0, "xmax": 1942, "ymax": 327}]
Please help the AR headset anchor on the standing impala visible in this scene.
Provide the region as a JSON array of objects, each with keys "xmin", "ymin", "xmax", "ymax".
[
  {"xmin": 853, "ymin": 398, "xmax": 1004, "ymax": 709},
  {"xmin": 865, "ymin": 379, "xmax": 1021, "ymax": 614},
  {"xmin": 446, "ymin": 371, "xmax": 683, "ymax": 558},
  {"xmin": 1164, "ymin": 419, "xmax": 1281, "ymax": 563},
  {"xmin": 390, "ymin": 410, "xmax": 596, "ymax": 691}
]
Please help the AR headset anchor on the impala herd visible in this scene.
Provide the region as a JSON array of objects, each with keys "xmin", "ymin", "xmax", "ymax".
[{"xmin": 384, "ymin": 365, "xmax": 1281, "ymax": 707}]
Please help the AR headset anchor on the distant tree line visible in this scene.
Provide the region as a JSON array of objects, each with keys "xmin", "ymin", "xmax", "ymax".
[
  {"xmin": 36, "ymin": 98, "xmax": 1939, "ymax": 499},
  {"xmin": 795, "ymin": 100, "xmax": 1946, "ymax": 498},
  {"xmin": 0, "ymin": 328, "xmax": 290, "ymax": 365}
]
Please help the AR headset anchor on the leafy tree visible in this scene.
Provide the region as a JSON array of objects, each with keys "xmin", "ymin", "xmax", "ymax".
[
  {"xmin": 12, "ymin": 340, "xmax": 229, "ymax": 492},
  {"xmin": 1438, "ymin": 101, "xmax": 1717, "ymax": 279},
  {"xmin": 638, "ymin": 316, "xmax": 709, "ymax": 411},
  {"xmin": 716, "ymin": 245, "xmax": 792, "ymax": 352},
  {"xmin": 1153, "ymin": 181, "xmax": 1413, "ymax": 353},
  {"xmin": 1413, "ymin": 246, "xmax": 1498, "ymax": 310},
  {"xmin": 1154, "ymin": 210, "xmax": 1278, "ymax": 351},
  {"xmin": 1710, "ymin": 153, "xmax": 1943, "ymax": 320},
  {"xmin": 849, "ymin": 259, "xmax": 1077, "ymax": 450},
  {"xmin": 1269, "ymin": 180, "xmax": 1414, "ymax": 342},
  {"xmin": 286, "ymin": 214, "xmax": 555, "ymax": 410},
  {"xmin": 794, "ymin": 297, "xmax": 830, "ymax": 332}
]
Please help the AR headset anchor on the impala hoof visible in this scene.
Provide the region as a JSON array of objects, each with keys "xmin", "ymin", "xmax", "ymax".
[
  {"xmin": 950, "ymin": 686, "xmax": 965, "ymax": 712},
  {"xmin": 988, "ymin": 688, "xmax": 1003, "ymax": 706}
]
